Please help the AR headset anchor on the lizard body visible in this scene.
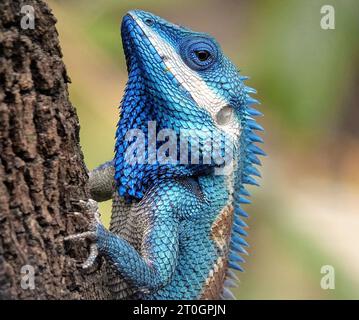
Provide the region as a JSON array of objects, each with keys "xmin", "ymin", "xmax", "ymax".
[{"xmin": 70, "ymin": 10, "xmax": 264, "ymax": 300}]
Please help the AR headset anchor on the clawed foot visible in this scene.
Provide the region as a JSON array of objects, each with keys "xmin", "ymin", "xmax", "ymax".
[{"xmin": 65, "ymin": 199, "xmax": 102, "ymax": 269}]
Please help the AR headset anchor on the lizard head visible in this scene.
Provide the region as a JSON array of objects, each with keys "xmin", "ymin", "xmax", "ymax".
[{"xmin": 116, "ymin": 10, "xmax": 263, "ymax": 198}]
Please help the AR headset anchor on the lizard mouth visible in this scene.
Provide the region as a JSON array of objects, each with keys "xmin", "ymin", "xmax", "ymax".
[
  {"xmin": 121, "ymin": 12, "xmax": 179, "ymax": 86},
  {"xmin": 121, "ymin": 12, "xmax": 164, "ymax": 74},
  {"xmin": 121, "ymin": 14, "xmax": 143, "ymax": 73}
]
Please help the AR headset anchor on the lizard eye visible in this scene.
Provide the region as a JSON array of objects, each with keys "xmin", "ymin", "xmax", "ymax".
[
  {"xmin": 194, "ymin": 50, "xmax": 211, "ymax": 61},
  {"xmin": 216, "ymin": 105, "xmax": 233, "ymax": 125},
  {"xmin": 180, "ymin": 36, "xmax": 218, "ymax": 71}
]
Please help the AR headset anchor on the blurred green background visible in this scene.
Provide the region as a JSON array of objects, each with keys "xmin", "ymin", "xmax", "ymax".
[{"xmin": 48, "ymin": 0, "xmax": 359, "ymax": 299}]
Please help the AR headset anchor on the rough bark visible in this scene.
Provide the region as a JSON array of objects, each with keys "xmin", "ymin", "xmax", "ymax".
[{"xmin": 0, "ymin": 0, "xmax": 106, "ymax": 299}]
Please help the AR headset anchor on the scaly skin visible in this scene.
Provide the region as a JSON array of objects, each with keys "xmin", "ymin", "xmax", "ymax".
[{"xmin": 66, "ymin": 10, "xmax": 265, "ymax": 300}]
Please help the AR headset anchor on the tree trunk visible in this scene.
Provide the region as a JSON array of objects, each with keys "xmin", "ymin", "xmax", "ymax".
[{"xmin": 0, "ymin": 0, "xmax": 106, "ymax": 299}]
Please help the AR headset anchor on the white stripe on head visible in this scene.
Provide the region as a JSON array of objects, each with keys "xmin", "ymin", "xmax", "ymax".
[{"xmin": 130, "ymin": 12, "xmax": 241, "ymax": 138}]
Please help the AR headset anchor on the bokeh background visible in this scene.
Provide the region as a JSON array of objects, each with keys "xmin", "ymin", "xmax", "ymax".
[{"xmin": 48, "ymin": 0, "xmax": 359, "ymax": 299}]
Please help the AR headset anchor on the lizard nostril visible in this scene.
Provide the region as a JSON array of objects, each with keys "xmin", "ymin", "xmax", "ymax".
[{"xmin": 144, "ymin": 18, "xmax": 155, "ymax": 26}]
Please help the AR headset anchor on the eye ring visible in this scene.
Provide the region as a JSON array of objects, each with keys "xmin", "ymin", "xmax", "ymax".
[
  {"xmin": 144, "ymin": 18, "xmax": 155, "ymax": 26},
  {"xmin": 179, "ymin": 36, "xmax": 218, "ymax": 71}
]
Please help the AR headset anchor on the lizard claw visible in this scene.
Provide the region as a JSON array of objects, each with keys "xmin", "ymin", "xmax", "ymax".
[
  {"xmin": 65, "ymin": 199, "xmax": 102, "ymax": 269},
  {"xmin": 82, "ymin": 243, "xmax": 99, "ymax": 269},
  {"xmin": 78, "ymin": 199, "xmax": 102, "ymax": 225}
]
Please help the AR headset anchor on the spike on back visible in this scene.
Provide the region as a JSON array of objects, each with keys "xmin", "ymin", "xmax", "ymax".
[{"xmin": 224, "ymin": 77, "xmax": 265, "ymax": 299}]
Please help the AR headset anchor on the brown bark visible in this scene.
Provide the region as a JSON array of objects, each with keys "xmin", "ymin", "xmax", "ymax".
[{"xmin": 0, "ymin": 0, "xmax": 106, "ymax": 299}]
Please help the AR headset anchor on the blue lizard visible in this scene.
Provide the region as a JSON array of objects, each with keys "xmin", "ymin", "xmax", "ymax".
[{"xmin": 66, "ymin": 10, "xmax": 264, "ymax": 300}]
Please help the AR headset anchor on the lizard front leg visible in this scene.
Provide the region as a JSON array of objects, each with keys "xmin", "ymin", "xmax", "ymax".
[
  {"xmin": 66, "ymin": 181, "xmax": 181, "ymax": 291},
  {"xmin": 65, "ymin": 160, "xmax": 115, "ymax": 268},
  {"xmin": 96, "ymin": 214, "xmax": 179, "ymax": 291}
]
